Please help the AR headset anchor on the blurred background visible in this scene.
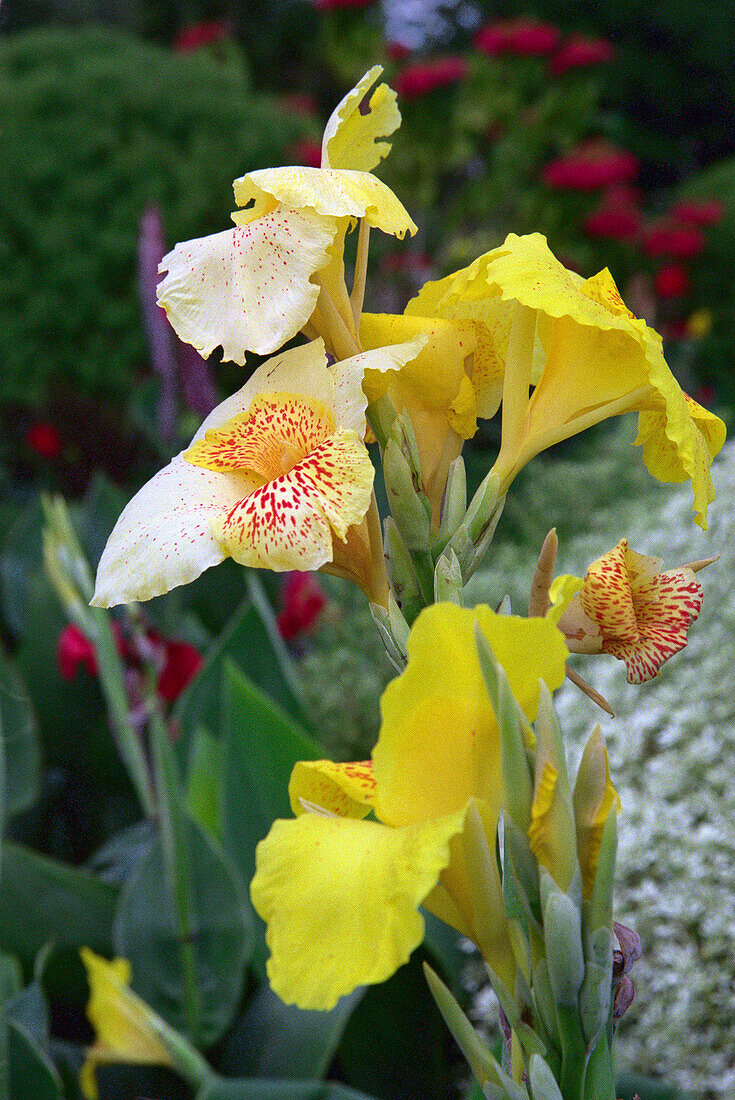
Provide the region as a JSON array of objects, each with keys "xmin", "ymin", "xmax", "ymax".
[{"xmin": 0, "ymin": 2, "xmax": 733, "ymax": 1098}]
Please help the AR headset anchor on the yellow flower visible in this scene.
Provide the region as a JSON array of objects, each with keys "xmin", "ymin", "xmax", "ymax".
[
  {"xmin": 250, "ymin": 603, "xmax": 569, "ymax": 1010},
  {"xmin": 158, "ymin": 67, "xmax": 415, "ymax": 365},
  {"xmin": 79, "ymin": 949, "xmax": 174, "ymax": 1099},
  {"xmin": 555, "ymin": 539, "xmax": 705, "ymax": 683},
  {"xmin": 405, "ymin": 233, "xmax": 725, "ymax": 528},
  {"xmin": 93, "ymin": 337, "xmax": 424, "ymax": 608}
]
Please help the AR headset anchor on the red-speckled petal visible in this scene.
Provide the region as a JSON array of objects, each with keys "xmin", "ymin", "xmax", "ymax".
[
  {"xmin": 580, "ymin": 539, "xmax": 639, "ymax": 644},
  {"xmin": 212, "ymin": 429, "xmax": 374, "ymax": 571},
  {"xmin": 289, "ymin": 759, "xmax": 377, "ymax": 818},
  {"xmin": 157, "ymin": 208, "xmax": 336, "ymax": 362}
]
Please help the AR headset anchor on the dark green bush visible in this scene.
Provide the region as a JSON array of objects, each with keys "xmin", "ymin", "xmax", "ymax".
[{"xmin": 0, "ymin": 26, "xmax": 303, "ymax": 405}]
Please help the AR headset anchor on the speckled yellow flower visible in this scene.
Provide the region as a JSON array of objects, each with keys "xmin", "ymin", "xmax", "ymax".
[
  {"xmin": 158, "ymin": 67, "xmax": 415, "ymax": 365},
  {"xmin": 251, "ymin": 603, "xmax": 569, "ymax": 1010},
  {"xmin": 405, "ymin": 233, "xmax": 725, "ymax": 528},
  {"xmin": 93, "ymin": 337, "xmax": 424, "ymax": 608},
  {"xmin": 555, "ymin": 539, "xmax": 705, "ymax": 684}
]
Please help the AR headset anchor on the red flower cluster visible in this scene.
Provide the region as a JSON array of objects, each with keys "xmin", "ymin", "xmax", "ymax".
[
  {"xmin": 670, "ymin": 199, "xmax": 725, "ymax": 227},
  {"xmin": 583, "ymin": 185, "xmax": 641, "ymax": 241},
  {"xmin": 277, "ymin": 573, "xmax": 327, "ymax": 641},
  {"xmin": 548, "ymin": 35, "xmax": 616, "ymax": 76},
  {"xmin": 25, "ymin": 422, "xmax": 62, "ymax": 459},
  {"xmin": 474, "ymin": 18, "xmax": 560, "ymax": 57},
  {"xmin": 642, "ymin": 220, "xmax": 706, "ymax": 259},
  {"xmin": 395, "ymin": 56, "xmax": 468, "ymax": 99},
  {"xmin": 173, "ymin": 20, "xmax": 229, "ymax": 54},
  {"xmin": 543, "ymin": 140, "xmax": 639, "ymax": 191},
  {"xmin": 57, "ymin": 623, "xmax": 202, "ymax": 703}
]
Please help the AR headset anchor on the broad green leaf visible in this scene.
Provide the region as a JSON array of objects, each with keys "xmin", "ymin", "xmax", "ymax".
[
  {"xmin": 0, "ymin": 843, "xmax": 117, "ymax": 966},
  {"xmin": 0, "ymin": 498, "xmax": 44, "ymax": 638},
  {"xmin": 185, "ymin": 726, "xmax": 223, "ymax": 841},
  {"xmin": 113, "ymin": 815, "xmax": 252, "ymax": 1047},
  {"xmin": 422, "ymin": 912, "xmax": 466, "ymax": 1000},
  {"xmin": 219, "ymin": 663, "xmax": 320, "ymax": 890},
  {"xmin": 218, "ymin": 985, "xmax": 364, "ymax": 1081},
  {"xmin": 198, "ymin": 1079, "xmax": 380, "ymax": 1100},
  {"xmin": 0, "ymin": 648, "xmax": 39, "ymax": 818},
  {"xmin": 0, "ymin": 956, "xmax": 21, "ymax": 1005},
  {"xmin": 7, "ymin": 1020, "xmax": 62, "ymax": 1100}
]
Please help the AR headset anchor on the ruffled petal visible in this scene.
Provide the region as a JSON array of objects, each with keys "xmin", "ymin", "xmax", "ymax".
[
  {"xmin": 233, "ymin": 167, "xmax": 416, "ymax": 238},
  {"xmin": 331, "ymin": 336, "xmax": 429, "ymax": 436},
  {"xmin": 373, "ymin": 604, "xmax": 569, "ymax": 829},
  {"xmin": 289, "ymin": 759, "xmax": 377, "ymax": 817},
  {"xmin": 157, "ymin": 209, "xmax": 336, "ymax": 361},
  {"xmin": 211, "ymin": 429, "xmax": 374, "ymax": 571},
  {"xmin": 321, "ymin": 66, "xmax": 401, "ymax": 172},
  {"xmin": 250, "ymin": 808, "xmax": 465, "ymax": 1009}
]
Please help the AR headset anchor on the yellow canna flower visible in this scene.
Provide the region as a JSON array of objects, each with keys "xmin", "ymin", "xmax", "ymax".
[
  {"xmin": 93, "ymin": 337, "xmax": 424, "ymax": 608},
  {"xmin": 158, "ymin": 67, "xmax": 415, "ymax": 365},
  {"xmin": 405, "ymin": 233, "xmax": 725, "ymax": 528},
  {"xmin": 79, "ymin": 949, "xmax": 174, "ymax": 1099},
  {"xmin": 555, "ymin": 539, "xmax": 706, "ymax": 684},
  {"xmin": 250, "ymin": 603, "xmax": 569, "ymax": 1010}
]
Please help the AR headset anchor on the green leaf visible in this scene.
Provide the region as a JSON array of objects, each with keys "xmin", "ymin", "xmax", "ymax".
[
  {"xmin": 185, "ymin": 726, "xmax": 223, "ymax": 841},
  {"xmin": 198, "ymin": 1079, "xmax": 381, "ymax": 1100},
  {"xmin": 0, "ymin": 843, "xmax": 118, "ymax": 967},
  {"xmin": 218, "ymin": 985, "xmax": 363, "ymax": 1081},
  {"xmin": 5, "ymin": 981, "xmax": 48, "ymax": 1043},
  {"xmin": 219, "ymin": 663, "xmax": 321, "ymax": 890},
  {"xmin": 0, "ymin": 956, "xmax": 21, "ymax": 1005},
  {"xmin": 113, "ymin": 815, "xmax": 252, "ymax": 1048},
  {"xmin": 7, "ymin": 1020, "xmax": 62, "ymax": 1100},
  {"xmin": 0, "ymin": 498, "xmax": 43, "ymax": 638},
  {"xmin": 0, "ymin": 650, "xmax": 39, "ymax": 817}
]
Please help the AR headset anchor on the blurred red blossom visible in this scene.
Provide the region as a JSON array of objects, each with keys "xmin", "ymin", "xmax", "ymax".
[
  {"xmin": 548, "ymin": 35, "xmax": 616, "ymax": 76},
  {"xmin": 396, "ymin": 56, "xmax": 468, "ymax": 98},
  {"xmin": 643, "ymin": 220, "xmax": 706, "ymax": 259},
  {"xmin": 289, "ymin": 138, "xmax": 323, "ymax": 167},
  {"xmin": 386, "ymin": 41, "xmax": 411, "ymax": 62},
  {"xmin": 173, "ymin": 20, "xmax": 229, "ymax": 53},
  {"xmin": 583, "ymin": 186, "xmax": 641, "ymax": 241},
  {"xmin": 25, "ymin": 422, "xmax": 62, "ymax": 459},
  {"xmin": 474, "ymin": 18, "xmax": 560, "ymax": 57},
  {"xmin": 281, "ymin": 93, "xmax": 319, "ymax": 118},
  {"xmin": 277, "ymin": 573, "xmax": 327, "ymax": 641},
  {"xmin": 670, "ymin": 199, "xmax": 725, "ymax": 226},
  {"xmin": 654, "ymin": 264, "xmax": 690, "ymax": 299},
  {"xmin": 543, "ymin": 140, "xmax": 639, "ymax": 190}
]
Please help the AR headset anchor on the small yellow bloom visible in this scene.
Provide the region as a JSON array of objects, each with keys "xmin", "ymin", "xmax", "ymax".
[
  {"xmin": 79, "ymin": 948, "xmax": 173, "ymax": 1099},
  {"xmin": 251, "ymin": 603, "xmax": 569, "ymax": 1010},
  {"xmin": 93, "ymin": 338, "xmax": 424, "ymax": 608},
  {"xmin": 556, "ymin": 539, "xmax": 705, "ymax": 684}
]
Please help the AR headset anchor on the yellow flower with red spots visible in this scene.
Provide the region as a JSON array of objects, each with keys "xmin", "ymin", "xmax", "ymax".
[
  {"xmin": 93, "ymin": 337, "xmax": 424, "ymax": 608},
  {"xmin": 556, "ymin": 539, "xmax": 705, "ymax": 684}
]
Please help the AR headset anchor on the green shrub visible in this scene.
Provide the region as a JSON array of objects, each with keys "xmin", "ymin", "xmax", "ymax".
[{"xmin": 0, "ymin": 26, "xmax": 303, "ymax": 405}]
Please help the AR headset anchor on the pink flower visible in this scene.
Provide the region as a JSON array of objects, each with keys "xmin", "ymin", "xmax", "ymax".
[
  {"xmin": 289, "ymin": 138, "xmax": 323, "ymax": 168},
  {"xmin": 670, "ymin": 199, "xmax": 725, "ymax": 227},
  {"xmin": 277, "ymin": 573, "xmax": 327, "ymax": 641},
  {"xmin": 474, "ymin": 18, "xmax": 560, "ymax": 57},
  {"xmin": 25, "ymin": 422, "xmax": 62, "ymax": 459},
  {"xmin": 173, "ymin": 20, "xmax": 229, "ymax": 53},
  {"xmin": 643, "ymin": 220, "xmax": 706, "ymax": 259},
  {"xmin": 395, "ymin": 56, "xmax": 468, "ymax": 99},
  {"xmin": 543, "ymin": 140, "xmax": 639, "ymax": 190},
  {"xmin": 548, "ymin": 35, "xmax": 616, "ymax": 76},
  {"xmin": 654, "ymin": 264, "xmax": 690, "ymax": 299}
]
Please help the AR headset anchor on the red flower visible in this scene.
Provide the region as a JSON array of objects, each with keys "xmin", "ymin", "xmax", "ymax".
[
  {"xmin": 543, "ymin": 140, "xmax": 639, "ymax": 191},
  {"xmin": 670, "ymin": 199, "xmax": 725, "ymax": 227},
  {"xmin": 395, "ymin": 56, "xmax": 468, "ymax": 99},
  {"xmin": 156, "ymin": 640, "xmax": 203, "ymax": 702},
  {"xmin": 474, "ymin": 18, "xmax": 560, "ymax": 57},
  {"xmin": 583, "ymin": 187, "xmax": 641, "ymax": 241},
  {"xmin": 26, "ymin": 422, "xmax": 62, "ymax": 459},
  {"xmin": 654, "ymin": 264, "xmax": 690, "ymax": 299},
  {"xmin": 58, "ymin": 624, "xmax": 99, "ymax": 680},
  {"xmin": 548, "ymin": 35, "xmax": 616, "ymax": 76},
  {"xmin": 386, "ymin": 41, "xmax": 410, "ymax": 62},
  {"xmin": 642, "ymin": 220, "xmax": 705, "ymax": 259},
  {"xmin": 173, "ymin": 20, "xmax": 228, "ymax": 53},
  {"xmin": 314, "ymin": 0, "xmax": 375, "ymax": 9},
  {"xmin": 289, "ymin": 138, "xmax": 323, "ymax": 168},
  {"xmin": 277, "ymin": 573, "xmax": 327, "ymax": 641}
]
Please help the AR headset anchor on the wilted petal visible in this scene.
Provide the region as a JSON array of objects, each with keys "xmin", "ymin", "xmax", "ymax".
[
  {"xmin": 321, "ymin": 65, "xmax": 401, "ymax": 172},
  {"xmin": 250, "ymin": 808, "xmax": 465, "ymax": 1010},
  {"xmin": 157, "ymin": 207, "xmax": 336, "ymax": 362}
]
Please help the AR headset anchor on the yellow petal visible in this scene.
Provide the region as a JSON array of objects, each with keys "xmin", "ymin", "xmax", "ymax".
[
  {"xmin": 321, "ymin": 66, "xmax": 401, "ymax": 172},
  {"xmin": 157, "ymin": 208, "xmax": 336, "ymax": 361},
  {"xmin": 80, "ymin": 949, "xmax": 172, "ymax": 1067},
  {"xmin": 211, "ymin": 428, "xmax": 375, "ymax": 571},
  {"xmin": 250, "ymin": 808, "xmax": 465, "ymax": 1010},
  {"xmin": 373, "ymin": 603, "xmax": 569, "ymax": 829},
  {"xmin": 234, "ymin": 167, "xmax": 416, "ymax": 238},
  {"xmin": 289, "ymin": 759, "xmax": 377, "ymax": 818},
  {"xmin": 527, "ymin": 760, "xmax": 560, "ymax": 876},
  {"xmin": 573, "ymin": 728, "xmax": 621, "ymax": 899}
]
